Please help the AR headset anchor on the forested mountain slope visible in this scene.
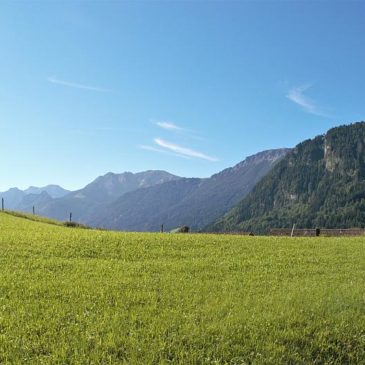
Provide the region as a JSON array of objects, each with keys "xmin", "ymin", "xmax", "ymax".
[{"xmin": 206, "ymin": 122, "xmax": 365, "ymax": 234}]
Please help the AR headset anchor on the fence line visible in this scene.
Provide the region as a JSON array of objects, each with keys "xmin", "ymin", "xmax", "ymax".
[{"xmin": 270, "ymin": 228, "xmax": 365, "ymax": 237}]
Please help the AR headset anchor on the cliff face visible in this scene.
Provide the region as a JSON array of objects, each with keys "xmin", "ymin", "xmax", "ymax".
[{"xmin": 324, "ymin": 130, "xmax": 365, "ymax": 176}]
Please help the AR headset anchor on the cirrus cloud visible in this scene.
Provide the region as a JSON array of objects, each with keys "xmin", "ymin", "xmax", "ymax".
[
  {"xmin": 139, "ymin": 144, "xmax": 190, "ymax": 159},
  {"xmin": 286, "ymin": 84, "xmax": 329, "ymax": 117},
  {"xmin": 154, "ymin": 138, "xmax": 218, "ymax": 161},
  {"xmin": 155, "ymin": 121, "xmax": 184, "ymax": 132},
  {"xmin": 47, "ymin": 76, "xmax": 111, "ymax": 92}
]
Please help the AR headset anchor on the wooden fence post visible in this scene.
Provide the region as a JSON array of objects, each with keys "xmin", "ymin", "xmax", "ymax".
[{"xmin": 291, "ymin": 224, "xmax": 296, "ymax": 237}]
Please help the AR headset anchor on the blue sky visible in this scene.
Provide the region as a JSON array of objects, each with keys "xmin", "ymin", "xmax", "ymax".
[{"xmin": 1, "ymin": 1, "xmax": 364, "ymax": 191}]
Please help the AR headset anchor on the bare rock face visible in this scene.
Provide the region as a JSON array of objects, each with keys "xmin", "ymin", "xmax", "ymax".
[
  {"xmin": 324, "ymin": 138, "xmax": 338, "ymax": 172},
  {"xmin": 324, "ymin": 123, "xmax": 365, "ymax": 176}
]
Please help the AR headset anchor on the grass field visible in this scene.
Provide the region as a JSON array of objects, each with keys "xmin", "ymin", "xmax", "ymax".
[{"xmin": 0, "ymin": 212, "xmax": 364, "ymax": 364}]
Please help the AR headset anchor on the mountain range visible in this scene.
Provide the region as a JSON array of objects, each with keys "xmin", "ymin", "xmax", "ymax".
[
  {"xmin": 91, "ymin": 149, "xmax": 290, "ymax": 231},
  {"xmin": 1, "ymin": 149, "xmax": 289, "ymax": 231},
  {"xmin": 0, "ymin": 185, "xmax": 70, "ymax": 211},
  {"xmin": 207, "ymin": 121, "xmax": 365, "ymax": 233},
  {"xmin": 11, "ymin": 171, "xmax": 180, "ymax": 222}
]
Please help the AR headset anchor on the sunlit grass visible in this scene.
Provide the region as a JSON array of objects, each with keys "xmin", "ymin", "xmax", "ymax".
[
  {"xmin": 0, "ymin": 212, "xmax": 364, "ymax": 364},
  {"xmin": 3, "ymin": 210, "xmax": 90, "ymax": 229}
]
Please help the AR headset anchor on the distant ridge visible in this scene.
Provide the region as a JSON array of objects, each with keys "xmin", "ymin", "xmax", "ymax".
[
  {"xmin": 2, "ymin": 149, "xmax": 290, "ymax": 231},
  {"xmin": 26, "ymin": 170, "xmax": 181, "ymax": 221},
  {"xmin": 24, "ymin": 185, "xmax": 69, "ymax": 198},
  {"xmin": 0, "ymin": 185, "xmax": 70, "ymax": 210}
]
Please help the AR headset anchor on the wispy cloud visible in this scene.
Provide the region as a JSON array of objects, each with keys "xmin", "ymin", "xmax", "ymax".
[
  {"xmin": 155, "ymin": 121, "xmax": 184, "ymax": 132},
  {"xmin": 154, "ymin": 138, "xmax": 218, "ymax": 161},
  {"xmin": 152, "ymin": 119, "xmax": 205, "ymax": 141},
  {"xmin": 286, "ymin": 84, "xmax": 329, "ymax": 117},
  {"xmin": 139, "ymin": 145, "xmax": 190, "ymax": 159},
  {"xmin": 47, "ymin": 76, "xmax": 110, "ymax": 92},
  {"xmin": 144, "ymin": 120, "xmax": 215, "ymax": 160}
]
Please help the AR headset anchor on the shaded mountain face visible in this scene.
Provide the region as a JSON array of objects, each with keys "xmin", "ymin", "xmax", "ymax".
[
  {"xmin": 16, "ymin": 191, "xmax": 53, "ymax": 213},
  {"xmin": 91, "ymin": 149, "xmax": 290, "ymax": 231},
  {"xmin": 206, "ymin": 121, "xmax": 365, "ymax": 234},
  {"xmin": 32, "ymin": 170, "xmax": 181, "ymax": 222},
  {"xmin": 91, "ymin": 178, "xmax": 203, "ymax": 231}
]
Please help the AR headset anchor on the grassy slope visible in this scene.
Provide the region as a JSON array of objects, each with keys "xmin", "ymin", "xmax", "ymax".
[
  {"xmin": 0, "ymin": 212, "xmax": 364, "ymax": 364},
  {"xmin": 2, "ymin": 210, "xmax": 66, "ymax": 225},
  {"xmin": 2, "ymin": 210, "xmax": 90, "ymax": 229}
]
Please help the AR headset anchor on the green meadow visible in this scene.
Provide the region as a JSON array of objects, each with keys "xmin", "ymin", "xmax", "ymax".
[{"xmin": 0, "ymin": 212, "xmax": 364, "ymax": 364}]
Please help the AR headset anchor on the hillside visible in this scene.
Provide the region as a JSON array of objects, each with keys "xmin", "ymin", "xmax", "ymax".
[
  {"xmin": 91, "ymin": 178, "xmax": 203, "ymax": 230},
  {"xmin": 1, "ymin": 211, "xmax": 364, "ymax": 363},
  {"xmin": 1, "ymin": 209, "xmax": 90, "ymax": 228},
  {"xmin": 91, "ymin": 149, "xmax": 290, "ymax": 231},
  {"xmin": 207, "ymin": 121, "xmax": 365, "ymax": 234}
]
